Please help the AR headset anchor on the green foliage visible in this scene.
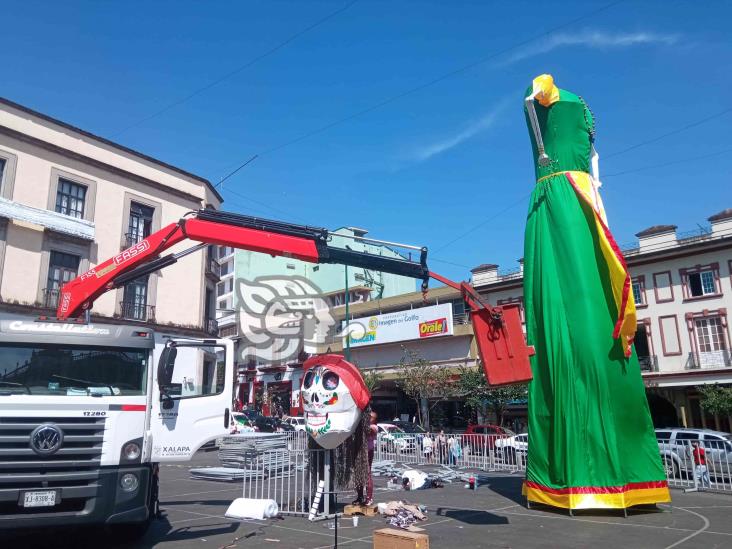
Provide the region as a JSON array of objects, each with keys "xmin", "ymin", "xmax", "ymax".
[
  {"xmin": 362, "ymin": 369, "xmax": 384, "ymax": 394},
  {"xmin": 697, "ymin": 384, "xmax": 732, "ymax": 416},
  {"xmin": 396, "ymin": 347, "xmax": 457, "ymax": 429},
  {"xmin": 457, "ymin": 365, "xmax": 528, "ymax": 426}
]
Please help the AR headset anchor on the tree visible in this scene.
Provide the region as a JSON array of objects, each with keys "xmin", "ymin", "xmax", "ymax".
[
  {"xmin": 457, "ymin": 365, "xmax": 528, "ymax": 427},
  {"xmin": 697, "ymin": 384, "xmax": 732, "ymax": 416},
  {"xmin": 362, "ymin": 369, "xmax": 384, "ymax": 395},
  {"xmin": 396, "ymin": 347, "xmax": 457, "ymax": 429}
]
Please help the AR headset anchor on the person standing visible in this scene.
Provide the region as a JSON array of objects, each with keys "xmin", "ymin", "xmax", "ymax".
[
  {"xmin": 354, "ymin": 410, "xmax": 378, "ymax": 505},
  {"xmin": 448, "ymin": 436, "xmax": 462, "ymax": 466},
  {"xmin": 422, "ymin": 434, "xmax": 433, "ymax": 463},
  {"xmin": 692, "ymin": 441, "xmax": 711, "ymax": 488},
  {"xmin": 436, "ymin": 430, "xmax": 447, "ymax": 465}
]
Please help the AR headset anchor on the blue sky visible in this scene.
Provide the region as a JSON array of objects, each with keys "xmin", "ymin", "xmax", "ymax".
[{"xmin": 3, "ymin": 0, "xmax": 731, "ymax": 281}]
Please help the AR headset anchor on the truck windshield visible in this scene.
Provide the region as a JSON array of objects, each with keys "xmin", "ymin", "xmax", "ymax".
[{"xmin": 0, "ymin": 344, "xmax": 147, "ymax": 396}]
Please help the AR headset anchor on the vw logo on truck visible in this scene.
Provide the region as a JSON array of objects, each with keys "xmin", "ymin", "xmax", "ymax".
[{"xmin": 29, "ymin": 424, "xmax": 64, "ymax": 456}]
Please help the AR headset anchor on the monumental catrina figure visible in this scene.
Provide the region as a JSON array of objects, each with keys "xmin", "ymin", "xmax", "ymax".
[{"xmin": 522, "ymin": 74, "xmax": 671, "ymax": 510}]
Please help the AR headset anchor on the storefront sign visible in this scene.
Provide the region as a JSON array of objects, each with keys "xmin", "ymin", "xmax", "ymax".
[{"xmin": 343, "ymin": 303, "xmax": 453, "ymax": 348}]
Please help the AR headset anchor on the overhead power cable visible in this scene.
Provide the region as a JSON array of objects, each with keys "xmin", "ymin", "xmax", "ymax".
[
  {"xmin": 216, "ymin": 0, "xmax": 624, "ymax": 183},
  {"xmin": 604, "ymin": 147, "xmax": 732, "ymax": 178},
  {"xmin": 433, "ymin": 110, "xmax": 732, "ymax": 254},
  {"xmin": 604, "ymin": 107, "xmax": 732, "ymax": 159},
  {"xmin": 111, "ymin": 0, "xmax": 359, "ymax": 137}
]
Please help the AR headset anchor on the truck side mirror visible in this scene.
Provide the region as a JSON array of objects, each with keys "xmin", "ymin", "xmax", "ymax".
[
  {"xmin": 158, "ymin": 345, "xmax": 177, "ymax": 386},
  {"xmin": 158, "ymin": 345, "xmax": 179, "ymax": 404}
]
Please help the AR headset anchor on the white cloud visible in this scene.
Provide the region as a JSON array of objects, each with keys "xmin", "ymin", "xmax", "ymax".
[
  {"xmin": 411, "ymin": 100, "xmax": 509, "ymax": 162},
  {"xmin": 501, "ymin": 30, "xmax": 680, "ymax": 65}
]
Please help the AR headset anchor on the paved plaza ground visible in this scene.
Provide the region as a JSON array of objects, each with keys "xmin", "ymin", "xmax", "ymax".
[{"xmin": 2, "ymin": 450, "xmax": 732, "ymax": 548}]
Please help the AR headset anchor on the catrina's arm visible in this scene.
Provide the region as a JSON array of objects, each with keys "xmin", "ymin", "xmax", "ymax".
[{"xmin": 525, "ymin": 74, "xmax": 559, "ymax": 167}]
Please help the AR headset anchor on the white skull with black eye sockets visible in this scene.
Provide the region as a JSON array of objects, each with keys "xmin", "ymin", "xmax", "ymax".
[{"xmin": 301, "ymin": 365, "xmax": 360, "ymax": 449}]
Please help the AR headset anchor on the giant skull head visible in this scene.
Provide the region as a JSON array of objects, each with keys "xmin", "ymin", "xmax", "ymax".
[{"xmin": 301, "ymin": 354, "xmax": 370, "ymax": 449}]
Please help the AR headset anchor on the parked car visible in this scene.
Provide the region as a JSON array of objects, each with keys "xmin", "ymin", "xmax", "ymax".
[
  {"xmin": 377, "ymin": 423, "xmax": 417, "ymax": 452},
  {"xmin": 392, "ymin": 421, "xmax": 426, "ymax": 435},
  {"xmin": 284, "ymin": 416, "xmax": 307, "ymax": 432},
  {"xmin": 656, "ymin": 428, "xmax": 732, "ymax": 478},
  {"xmin": 230, "ymin": 412, "xmax": 258, "ymax": 433},
  {"xmin": 258, "ymin": 416, "xmax": 295, "ymax": 433},
  {"xmin": 494, "ymin": 433, "xmax": 528, "ymax": 462},
  {"xmin": 461, "ymin": 424, "xmax": 515, "ymax": 453}
]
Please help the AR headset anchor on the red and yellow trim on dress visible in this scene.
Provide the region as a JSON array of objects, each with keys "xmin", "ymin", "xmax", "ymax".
[
  {"xmin": 523, "ymin": 480, "xmax": 671, "ymax": 510},
  {"xmin": 536, "ymin": 170, "xmax": 637, "ymax": 357}
]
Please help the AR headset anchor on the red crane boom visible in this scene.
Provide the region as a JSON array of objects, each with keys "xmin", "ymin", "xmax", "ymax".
[{"xmin": 57, "ymin": 209, "xmax": 533, "ymax": 386}]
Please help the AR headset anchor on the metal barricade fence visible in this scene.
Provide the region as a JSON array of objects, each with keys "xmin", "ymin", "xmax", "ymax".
[
  {"xmin": 241, "ymin": 446, "xmax": 334, "ymax": 517},
  {"xmin": 657, "ymin": 437, "xmax": 732, "ymax": 493},
  {"xmin": 374, "ymin": 432, "xmax": 526, "ymax": 473},
  {"xmin": 235, "ymin": 433, "xmax": 732, "ymax": 510}
]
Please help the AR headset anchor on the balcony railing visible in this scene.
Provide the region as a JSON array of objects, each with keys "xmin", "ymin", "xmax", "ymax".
[
  {"xmin": 205, "ymin": 257, "xmax": 221, "ymax": 279},
  {"xmin": 119, "ymin": 301, "xmax": 155, "ymax": 322},
  {"xmin": 453, "ymin": 312, "xmax": 471, "ymax": 325},
  {"xmin": 638, "ymin": 355, "xmax": 658, "ymax": 372},
  {"xmin": 121, "ymin": 232, "xmax": 147, "ymax": 250},
  {"xmin": 205, "ymin": 318, "xmax": 218, "ymax": 335},
  {"xmin": 41, "ymin": 288, "xmax": 60, "ymax": 309},
  {"xmin": 686, "ymin": 350, "xmax": 732, "ymax": 370}
]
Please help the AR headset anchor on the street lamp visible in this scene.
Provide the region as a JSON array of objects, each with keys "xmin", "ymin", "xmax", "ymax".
[{"xmin": 344, "ymin": 246, "xmax": 352, "ymax": 361}]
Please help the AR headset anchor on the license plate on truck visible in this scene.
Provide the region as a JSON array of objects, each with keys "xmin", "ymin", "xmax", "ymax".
[{"xmin": 22, "ymin": 490, "xmax": 57, "ymax": 508}]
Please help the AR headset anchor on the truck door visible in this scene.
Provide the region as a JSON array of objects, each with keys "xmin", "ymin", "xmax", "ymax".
[{"xmin": 149, "ymin": 339, "xmax": 233, "ymax": 462}]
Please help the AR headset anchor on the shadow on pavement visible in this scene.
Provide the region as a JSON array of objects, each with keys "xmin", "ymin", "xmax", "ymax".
[
  {"xmin": 0, "ymin": 516, "xmax": 247, "ymax": 549},
  {"xmin": 140, "ymin": 516, "xmax": 248, "ymax": 547},
  {"xmin": 434, "ymin": 508, "xmax": 510, "ymax": 525},
  {"xmin": 482, "ymin": 475, "xmax": 526, "ymax": 506},
  {"xmin": 161, "ymin": 499, "xmax": 237, "ymax": 507}
]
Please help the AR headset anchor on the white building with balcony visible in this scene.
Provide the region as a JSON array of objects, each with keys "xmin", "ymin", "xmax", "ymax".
[
  {"xmin": 306, "ymin": 208, "xmax": 732, "ymax": 431},
  {"xmin": 468, "ymin": 208, "xmax": 732, "ymax": 432},
  {"xmin": 0, "ymin": 96, "xmax": 221, "ymax": 335}
]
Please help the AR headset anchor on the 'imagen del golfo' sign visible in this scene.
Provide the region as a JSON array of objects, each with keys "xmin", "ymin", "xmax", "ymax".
[{"xmin": 343, "ymin": 303, "xmax": 454, "ymax": 347}]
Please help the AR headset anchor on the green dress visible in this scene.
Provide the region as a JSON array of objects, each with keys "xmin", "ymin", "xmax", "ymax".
[{"xmin": 522, "ymin": 82, "xmax": 670, "ymax": 509}]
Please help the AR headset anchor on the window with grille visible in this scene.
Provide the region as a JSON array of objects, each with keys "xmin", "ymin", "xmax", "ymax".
[
  {"xmin": 220, "ymin": 259, "xmax": 233, "ymax": 276},
  {"xmin": 688, "ymin": 270, "xmax": 717, "ymax": 297},
  {"xmin": 694, "ymin": 317, "xmax": 727, "ymax": 353},
  {"xmin": 55, "ymin": 179, "xmax": 87, "ymax": 218},
  {"xmin": 127, "ymin": 202, "xmax": 154, "ymax": 245},
  {"xmin": 217, "ymin": 278, "xmax": 233, "ymax": 297},
  {"xmin": 46, "ymin": 251, "xmax": 80, "ymax": 306},
  {"xmin": 632, "ymin": 282, "xmax": 642, "ymax": 304},
  {"xmin": 122, "ymin": 277, "xmax": 149, "ymax": 320}
]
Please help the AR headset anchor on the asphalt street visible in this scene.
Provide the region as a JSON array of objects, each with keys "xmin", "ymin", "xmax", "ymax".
[{"xmin": 2, "ymin": 450, "xmax": 732, "ymax": 548}]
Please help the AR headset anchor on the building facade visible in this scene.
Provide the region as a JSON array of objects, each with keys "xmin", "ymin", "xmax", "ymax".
[
  {"xmin": 215, "ymin": 226, "xmax": 419, "ymax": 415},
  {"xmin": 0, "ymin": 97, "xmax": 221, "ymax": 334},
  {"xmin": 301, "ymin": 209, "xmax": 732, "ymax": 431}
]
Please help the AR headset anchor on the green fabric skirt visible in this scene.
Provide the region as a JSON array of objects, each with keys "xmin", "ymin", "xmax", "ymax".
[{"xmin": 523, "ymin": 174, "xmax": 668, "ymax": 506}]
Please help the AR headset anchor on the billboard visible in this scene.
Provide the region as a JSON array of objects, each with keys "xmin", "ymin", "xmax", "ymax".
[{"xmin": 343, "ymin": 303, "xmax": 454, "ymax": 348}]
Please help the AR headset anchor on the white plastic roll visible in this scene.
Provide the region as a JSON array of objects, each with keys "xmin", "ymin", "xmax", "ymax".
[{"xmin": 225, "ymin": 497, "xmax": 279, "ymax": 520}]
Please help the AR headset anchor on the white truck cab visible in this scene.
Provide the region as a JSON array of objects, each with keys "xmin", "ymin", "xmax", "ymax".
[{"xmin": 0, "ymin": 315, "xmax": 233, "ymax": 537}]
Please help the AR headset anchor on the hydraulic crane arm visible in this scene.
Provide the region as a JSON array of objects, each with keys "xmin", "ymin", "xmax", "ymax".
[
  {"xmin": 56, "ymin": 209, "xmax": 533, "ymax": 387},
  {"xmin": 57, "ymin": 209, "xmax": 429, "ymax": 321}
]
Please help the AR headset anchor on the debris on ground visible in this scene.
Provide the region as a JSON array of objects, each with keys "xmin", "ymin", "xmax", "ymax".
[{"xmin": 376, "ymin": 500, "xmax": 428, "ymax": 530}]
